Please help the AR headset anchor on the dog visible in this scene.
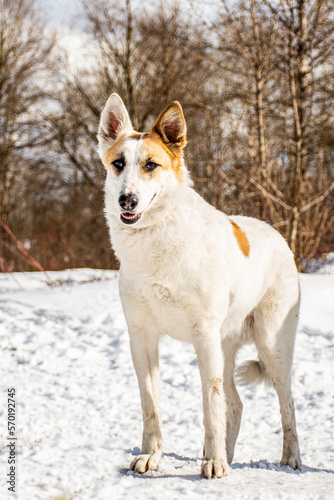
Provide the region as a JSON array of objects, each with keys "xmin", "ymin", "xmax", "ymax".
[{"xmin": 98, "ymin": 94, "xmax": 301, "ymax": 478}]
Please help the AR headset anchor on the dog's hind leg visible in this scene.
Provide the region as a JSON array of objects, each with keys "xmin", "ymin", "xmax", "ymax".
[
  {"xmin": 240, "ymin": 288, "xmax": 301, "ymax": 469},
  {"xmin": 272, "ymin": 370, "xmax": 301, "ymax": 469},
  {"xmin": 128, "ymin": 328, "xmax": 162, "ymax": 473},
  {"xmin": 221, "ymin": 337, "xmax": 243, "ymax": 465}
]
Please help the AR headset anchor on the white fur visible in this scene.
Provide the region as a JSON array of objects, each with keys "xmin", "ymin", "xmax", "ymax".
[{"xmin": 98, "ymin": 95, "xmax": 301, "ymax": 478}]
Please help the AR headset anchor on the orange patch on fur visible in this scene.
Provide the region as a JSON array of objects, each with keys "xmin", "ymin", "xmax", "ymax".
[
  {"xmin": 128, "ymin": 131, "xmax": 144, "ymax": 140},
  {"xmin": 103, "ymin": 132, "xmax": 145, "ymax": 166},
  {"xmin": 103, "ymin": 135, "xmax": 127, "ymax": 167},
  {"xmin": 231, "ymin": 221, "xmax": 250, "ymax": 257},
  {"xmin": 144, "ymin": 134, "xmax": 184, "ymax": 182}
]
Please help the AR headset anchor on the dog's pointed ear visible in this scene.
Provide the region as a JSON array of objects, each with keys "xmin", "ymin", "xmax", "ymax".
[
  {"xmin": 98, "ymin": 93, "xmax": 133, "ymax": 159},
  {"xmin": 151, "ymin": 102, "xmax": 187, "ymax": 154}
]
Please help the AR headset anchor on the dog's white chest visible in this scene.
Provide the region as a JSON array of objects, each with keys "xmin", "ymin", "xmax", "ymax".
[{"xmin": 143, "ymin": 280, "xmax": 196, "ymax": 342}]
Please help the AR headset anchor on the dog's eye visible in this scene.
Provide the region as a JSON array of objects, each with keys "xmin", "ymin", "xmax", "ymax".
[
  {"xmin": 145, "ymin": 161, "xmax": 158, "ymax": 172},
  {"xmin": 112, "ymin": 159, "xmax": 125, "ymax": 171}
]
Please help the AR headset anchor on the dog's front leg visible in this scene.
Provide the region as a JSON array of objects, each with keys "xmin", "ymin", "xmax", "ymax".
[
  {"xmin": 194, "ymin": 333, "xmax": 230, "ymax": 479},
  {"xmin": 129, "ymin": 330, "xmax": 162, "ymax": 473}
]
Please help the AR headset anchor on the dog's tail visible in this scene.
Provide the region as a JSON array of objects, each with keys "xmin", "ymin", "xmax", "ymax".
[{"xmin": 235, "ymin": 360, "xmax": 273, "ymax": 388}]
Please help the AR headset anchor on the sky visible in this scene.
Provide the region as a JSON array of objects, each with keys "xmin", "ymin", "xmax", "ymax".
[
  {"xmin": 36, "ymin": 0, "xmax": 218, "ymax": 28},
  {"xmin": 36, "ymin": 0, "xmax": 82, "ymax": 26}
]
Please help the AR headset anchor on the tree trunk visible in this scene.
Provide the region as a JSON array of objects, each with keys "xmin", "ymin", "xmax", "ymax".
[
  {"xmin": 125, "ymin": 0, "xmax": 138, "ymax": 129},
  {"xmin": 287, "ymin": 0, "xmax": 309, "ymax": 256}
]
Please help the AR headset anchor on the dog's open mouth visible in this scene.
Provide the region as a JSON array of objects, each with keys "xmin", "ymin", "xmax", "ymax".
[
  {"xmin": 119, "ymin": 194, "xmax": 156, "ymax": 226},
  {"xmin": 120, "ymin": 212, "xmax": 142, "ymax": 225}
]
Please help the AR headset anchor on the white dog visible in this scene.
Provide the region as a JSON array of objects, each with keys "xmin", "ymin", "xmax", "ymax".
[{"xmin": 98, "ymin": 94, "xmax": 301, "ymax": 478}]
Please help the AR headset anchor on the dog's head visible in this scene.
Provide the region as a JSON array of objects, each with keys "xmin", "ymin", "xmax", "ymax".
[{"xmin": 98, "ymin": 94, "xmax": 188, "ymax": 228}]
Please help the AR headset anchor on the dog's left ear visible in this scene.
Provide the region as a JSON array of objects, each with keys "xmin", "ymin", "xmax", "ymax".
[
  {"xmin": 98, "ymin": 93, "xmax": 133, "ymax": 160},
  {"xmin": 151, "ymin": 102, "xmax": 187, "ymax": 154}
]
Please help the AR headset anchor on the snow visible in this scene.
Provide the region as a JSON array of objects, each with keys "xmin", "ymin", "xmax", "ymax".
[
  {"xmin": 0, "ymin": 268, "xmax": 333, "ymax": 500},
  {"xmin": 302, "ymin": 252, "xmax": 334, "ymax": 274}
]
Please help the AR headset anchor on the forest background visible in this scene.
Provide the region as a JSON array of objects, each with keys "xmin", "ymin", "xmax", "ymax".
[{"xmin": 1, "ymin": 0, "xmax": 333, "ymax": 272}]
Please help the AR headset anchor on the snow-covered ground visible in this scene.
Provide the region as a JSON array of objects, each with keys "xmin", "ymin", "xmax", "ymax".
[{"xmin": 0, "ymin": 268, "xmax": 333, "ymax": 500}]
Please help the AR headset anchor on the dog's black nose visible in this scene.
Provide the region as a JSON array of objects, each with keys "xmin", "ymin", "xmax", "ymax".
[{"xmin": 119, "ymin": 193, "xmax": 139, "ymax": 211}]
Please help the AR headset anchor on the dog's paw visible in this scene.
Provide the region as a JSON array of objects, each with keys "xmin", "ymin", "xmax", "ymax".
[
  {"xmin": 130, "ymin": 452, "xmax": 160, "ymax": 473},
  {"xmin": 280, "ymin": 454, "xmax": 302, "ymax": 470},
  {"xmin": 201, "ymin": 459, "xmax": 230, "ymax": 479}
]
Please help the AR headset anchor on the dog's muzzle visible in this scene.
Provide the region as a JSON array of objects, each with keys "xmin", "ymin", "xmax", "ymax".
[
  {"xmin": 118, "ymin": 193, "xmax": 156, "ymax": 226},
  {"xmin": 118, "ymin": 192, "xmax": 142, "ymax": 225}
]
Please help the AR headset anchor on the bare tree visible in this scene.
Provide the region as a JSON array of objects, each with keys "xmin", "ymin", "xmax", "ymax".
[
  {"xmin": 212, "ymin": 0, "xmax": 285, "ymax": 221},
  {"xmin": 266, "ymin": 0, "xmax": 334, "ymax": 260},
  {"xmin": 203, "ymin": 0, "xmax": 334, "ymax": 265},
  {"xmin": 79, "ymin": 0, "xmax": 144, "ymax": 129},
  {"xmin": 53, "ymin": 0, "xmax": 334, "ymax": 267},
  {"xmin": 0, "ymin": 0, "xmax": 56, "ymax": 271},
  {"xmin": 2, "ymin": 0, "xmax": 332, "ymax": 271},
  {"xmin": 0, "ymin": 0, "xmax": 55, "ymax": 223}
]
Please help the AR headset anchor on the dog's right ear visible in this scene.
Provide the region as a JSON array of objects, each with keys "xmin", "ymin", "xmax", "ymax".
[{"xmin": 98, "ymin": 93, "xmax": 133, "ymax": 160}]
